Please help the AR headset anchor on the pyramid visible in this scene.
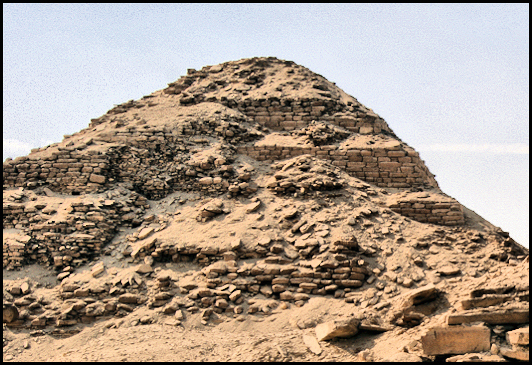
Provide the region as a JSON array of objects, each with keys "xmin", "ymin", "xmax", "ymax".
[{"xmin": 3, "ymin": 57, "xmax": 529, "ymax": 361}]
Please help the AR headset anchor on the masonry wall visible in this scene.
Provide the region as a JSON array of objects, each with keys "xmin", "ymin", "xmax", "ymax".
[
  {"xmin": 236, "ymin": 144, "xmax": 438, "ymax": 189},
  {"xmin": 389, "ymin": 199, "xmax": 465, "ymax": 226},
  {"xmin": 216, "ymin": 97, "xmax": 393, "ymax": 135},
  {"xmin": 3, "ymin": 150, "xmax": 110, "ymax": 194},
  {"xmin": 6, "ymin": 237, "xmax": 370, "ymax": 329},
  {"xmin": 3, "ymin": 122, "xmax": 257, "ymax": 199},
  {"xmin": 3, "ymin": 195, "xmax": 148, "ymax": 270},
  {"xmin": 3, "ymin": 95, "xmax": 434, "ymax": 195}
]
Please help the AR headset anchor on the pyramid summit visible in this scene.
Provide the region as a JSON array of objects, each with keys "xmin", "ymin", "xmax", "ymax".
[
  {"xmin": 3, "ymin": 57, "xmax": 529, "ymax": 361},
  {"xmin": 4, "ymin": 56, "xmax": 440, "ymax": 198}
]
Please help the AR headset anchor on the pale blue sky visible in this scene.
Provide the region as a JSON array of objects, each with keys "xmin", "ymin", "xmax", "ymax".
[{"xmin": 3, "ymin": 4, "xmax": 529, "ymax": 247}]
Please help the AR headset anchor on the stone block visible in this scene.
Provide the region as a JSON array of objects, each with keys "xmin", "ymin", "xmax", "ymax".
[
  {"xmin": 89, "ymin": 174, "xmax": 106, "ymax": 184},
  {"xmin": 447, "ymin": 309, "xmax": 529, "ymax": 325},
  {"xmin": 461, "ymin": 294, "xmax": 514, "ymax": 310},
  {"xmin": 499, "ymin": 346, "xmax": 529, "ymax": 361},
  {"xmin": 387, "ymin": 151, "xmax": 406, "ymax": 157},
  {"xmin": 303, "ymin": 334, "xmax": 322, "ymax": 355},
  {"xmin": 507, "ymin": 327, "xmax": 529, "ymax": 346},
  {"xmin": 91, "ymin": 262, "xmax": 105, "ymax": 277},
  {"xmin": 199, "ymin": 177, "xmax": 213, "ymax": 185},
  {"xmin": 138, "ymin": 227, "xmax": 154, "ymax": 240},
  {"xmin": 421, "ymin": 326, "xmax": 491, "ymax": 355},
  {"xmin": 379, "ymin": 162, "xmax": 401, "ymax": 171},
  {"xmin": 359, "ymin": 126, "xmax": 373, "ymax": 134},
  {"xmin": 398, "ymin": 284, "xmax": 439, "ymax": 308},
  {"xmin": 315, "ymin": 317, "xmax": 360, "ymax": 341},
  {"xmin": 118, "ymin": 293, "xmax": 139, "ymax": 304},
  {"xmin": 279, "ymin": 291, "xmax": 294, "ymax": 301}
]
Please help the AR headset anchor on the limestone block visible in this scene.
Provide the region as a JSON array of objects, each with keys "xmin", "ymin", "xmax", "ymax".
[
  {"xmin": 387, "ymin": 151, "xmax": 406, "ymax": 157},
  {"xmin": 437, "ymin": 265, "xmax": 460, "ymax": 276},
  {"xmin": 339, "ymin": 279, "xmax": 363, "ymax": 287},
  {"xmin": 89, "ymin": 174, "xmax": 106, "ymax": 184},
  {"xmin": 359, "ymin": 125, "xmax": 373, "ymax": 134},
  {"xmin": 379, "ymin": 162, "xmax": 401, "ymax": 171},
  {"xmin": 447, "ymin": 309, "xmax": 529, "ymax": 325},
  {"xmin": 398, "ymin": 284, "xmax": 439, "ymax": 308},
  {"xmin": 3, "ymin": 305, "xmax": 19, "ymax": 323},
  {"xmin": 91, "ymin": 262, "xmax": 105, "ymax": 277},
  {"xmin": 85, "ymin": 302, "xmax": 106, "ymax": 317},
  {"xmin": 507, "ymin": 327, "xmax": 529, "ymax": 346},
  {"xmin": 199, "ymin": 176, "xmax": 213, "ymax": 185},
  {"xmin": 315, "ymin": 317, "xmax": 360, "ymax": 341},
  {"xmin": 118, "ymin": 293, "xmax": 139, "ymax": 304},
  {"xmin": 245, "ymin": 200, "xmax": 261, "ymax": 213},
  {"xmin": 136, "ymin": 264, "xmax": 153, "ymax": 274},
  {"xmin": 461, "ymin": 293, "xmax": 515, "ymax": 310},
  {"xmin": 499, "ymin": 346, "xmax": 529, "ymax": 361},
  {"xmin": 138, "ymin": 227, "xmax": 154, "ymax": 240},
  {"xmin": 20, "ymin": 282, "xmax": 31, "ymax": 295},
  {"xmin": 303, "ymin": 334, "xmax": 322, "ymax": 355},
  {"xmin": 445, "ymin": 353, "xmax": 506, "ymax": 362},
  {"xmin": 421, "ymin": 326, "xmax": 491, "ymax": 355},
  {"xmin": 279, "ymin": 291, "xmax": 294, "ymax": 301}
]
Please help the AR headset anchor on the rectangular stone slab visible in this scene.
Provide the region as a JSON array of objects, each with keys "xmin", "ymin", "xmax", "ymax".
[
  {"xmin": 315, "ymin": 318, "xmax": 360, "ymax": 341},
  {"xmin": 421, "ymin": 326, "xmax": 491, "ymax": 355},
  {"xmin": 447, "ymin": 309, "xmax": 529, "ymax": 325},
  {"xmin": 303, "ymin": 334, "xmax": 322, "ymax": 355},
  {"xmin": 461, "ymin": 294, "xmax": 514, "ymax": 310},
  {"xmin": 506, "ymin": 327, "xmax": 529, "ymax": 346},
  {"xmin": 499, "ymin": 346, "xmax": 529, "ymax": 361}
]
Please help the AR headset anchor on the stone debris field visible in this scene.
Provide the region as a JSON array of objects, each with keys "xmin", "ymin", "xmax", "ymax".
[{"xmin": 3, "ymin": 57, "xmax": 529, "ymax": 362}]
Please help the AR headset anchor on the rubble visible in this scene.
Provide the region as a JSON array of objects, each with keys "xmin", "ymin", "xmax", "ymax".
[{"xmin": 315, "ymin": 317, "xmax": 361, "ymax": 341}]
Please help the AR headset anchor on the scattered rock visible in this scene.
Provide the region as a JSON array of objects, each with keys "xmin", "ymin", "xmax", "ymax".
[
  {"xmin": 303, "ymin": 334, "xmax": 322, "ymax": 355},
  {"xmin": 315, "ymin": 317, "xmax": 360, "ymax": 341},
  {"xmin": 91, "ymin": 262, "xmax": 105, "ymax": 277},
  {"xmin": 380, "ymin": 352, "xmax": 422, "ymax": 362},
  {"xmin": 138, "ymin": 227, "xmax": 155, "ymax": 240}
]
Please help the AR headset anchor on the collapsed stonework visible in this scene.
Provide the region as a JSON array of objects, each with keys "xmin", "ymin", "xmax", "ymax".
[{"xmin": 3, "ymin": 57, "xmax": 529, "ymax": 362}]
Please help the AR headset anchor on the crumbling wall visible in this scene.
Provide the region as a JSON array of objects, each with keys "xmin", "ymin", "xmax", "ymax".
[
  {"xmin": 3, "ymin": 121, "xmax": 262, "ymax": 199},
  {"xmin": 3, "ymin": 193, "xmax": 148, "ymax": 271},
  {"xmin": 216, "ymin": 97, "xmax": 392, "ymax": 135},
  {"xmin": 3, "ymin": 150, "xmax": 110, "ymax": 194},
  {"xmin": 237, "ymin": 144, "xmax": 438, "ymax": 189},
  {"xmin": 3, "ymin": 239, "xmax": 26, "ymax": 270},
  {"xmin": 389, "ymin": 199, "xmax": 465, "ymax": 226}
]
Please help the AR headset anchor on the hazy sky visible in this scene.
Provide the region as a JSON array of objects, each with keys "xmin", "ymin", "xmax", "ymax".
[{"xmin": 3, "ymin": 4, "xmax": 529, "ymax": 247}]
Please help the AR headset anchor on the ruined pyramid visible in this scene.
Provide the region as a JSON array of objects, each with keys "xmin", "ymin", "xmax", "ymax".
[{"xmin": 3, "ymin": 57, "xmax": 529, "ymax": 362}]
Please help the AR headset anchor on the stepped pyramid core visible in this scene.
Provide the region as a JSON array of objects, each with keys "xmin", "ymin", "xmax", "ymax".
[{"xmin": 3, "ymin": 57, "xmax": 528, "ymax": 362}]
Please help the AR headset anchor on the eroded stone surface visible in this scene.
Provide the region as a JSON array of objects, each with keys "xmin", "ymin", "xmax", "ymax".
[{"xmin": 421, "ymin": 326, "xmax": 491, "ymax": 355}]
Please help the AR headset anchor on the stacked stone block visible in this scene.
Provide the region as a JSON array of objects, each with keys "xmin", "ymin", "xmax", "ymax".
[
  {"xmin": 237, "ymin": 144, "xmax": 438, "ymax": 189},
  {"xmin": 389, "ymin": 199, "xmax": 465, "ymax": 226},
  {"xmin": 3, "ymin": 121, "xmax": 261, "ymax": 200},
  {"xmin": 3, "ymin": 194, "xmax": 149, "ymax": 270},
  {"xmin": 3, "ymin": 240, "xmax": 27, "ymax": 270},
  {"xmin": 215, "ymin": 97, "xmax": 392, "ymax": 135},
  {"xmin": 3, "ymin": 150, "xmax": 109, "ymax": 195}
]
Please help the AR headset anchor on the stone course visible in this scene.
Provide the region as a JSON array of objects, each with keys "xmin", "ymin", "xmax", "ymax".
[
  {"xmin": 237, "ymin": 143, "xmax": 437, "ymax": 189},
  {"xmin": 3, "ymin": 191, "xmax": 148, "ymax": 270},
  {"xmin": 389, "ymin": 198, "xmax": 465, "ymax": 226}
]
